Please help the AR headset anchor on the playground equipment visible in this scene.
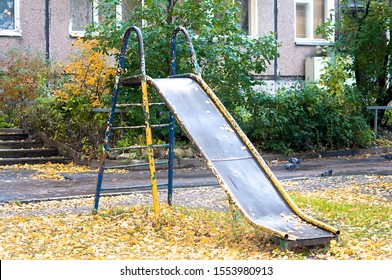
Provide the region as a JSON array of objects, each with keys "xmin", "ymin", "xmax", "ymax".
[{"xmin": 94, "ymin": 26, "xmax": 340, "ymax": 249}]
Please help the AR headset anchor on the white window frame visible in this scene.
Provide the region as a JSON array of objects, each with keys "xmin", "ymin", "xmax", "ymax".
[
  {"xmin": 235, "ymin": 0, "xmax": 258, "ymax": 37},
  {"xmin": 294, "ymin": 0, "xmax": 334, "ymax": 45},
  {"xmin": 248, "ymin": 0, "xmax": 258, "ymax": 37},
  {"xmin": 0, "ymin": 0, "xmax": 21, "ymax": 37},
  {"xmin": 69, "ymin": 0, "xmax": 123, "ymax": 37}
]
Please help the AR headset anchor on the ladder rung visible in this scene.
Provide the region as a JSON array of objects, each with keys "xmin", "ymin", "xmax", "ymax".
[
  {"xmin": 107, "ymin": 143, "xmax": 169, "ymax": 151},
  {"xmin": 100, "ymin": 183, "xmax": 169, "ymax": 192},
  {"xmin": 112, "ymin": 125, "xmax": 145, "ymax": 130},
  {"xmin": 152, "ymin": 123, "xmax": 171, "ymax": 128},
  {"xmin": 116, "ymin": 102, "xmax": 166, "ymax": 107},
  {"xmin": 112, "ymin": 123, "xmax": 171, "ymax": 130},
  {"xmin": 91, "ymin": 108, "xmax": 127, "ymax": 113},
  {"xmin": 103, "ymin": 160, "xmax": 168, "ymax": 169},
  {"xmin": 104, "ymin": 163, "xmax": 149, "ymax": 169}
]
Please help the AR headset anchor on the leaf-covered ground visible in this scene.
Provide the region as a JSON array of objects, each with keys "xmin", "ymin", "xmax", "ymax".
[
  {"xmin": 0, "ymin": 163, "xmax": 125, "ymax": 181},
  {"xmin": 0, "ymin": 173, "xmax": 391, "ymax": 260}
]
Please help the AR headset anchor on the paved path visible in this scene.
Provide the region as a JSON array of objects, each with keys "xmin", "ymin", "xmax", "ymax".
[{"xmin": 0, "ymin": 154, "xmax": 391, "ymax": 203}]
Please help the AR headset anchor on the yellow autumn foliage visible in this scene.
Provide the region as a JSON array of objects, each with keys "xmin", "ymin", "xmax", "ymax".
[
  {"xmin": 0, "ymin": 162, "xmax": 126, "ymax": 181},
  {"xmin": 54, "ymin": 38, "xmax": 114, "ymax": 107}
]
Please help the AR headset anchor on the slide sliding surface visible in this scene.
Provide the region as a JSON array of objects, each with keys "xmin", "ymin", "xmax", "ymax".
[{"xmin": 149, "ymin": 74, "xmax": 339, "ymax": 247}]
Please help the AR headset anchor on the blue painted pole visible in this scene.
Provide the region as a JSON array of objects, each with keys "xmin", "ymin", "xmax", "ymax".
[
  {"xmin": 167, "ymin": 33, "xmax": 178, "ymax": 205},
  {"xmin": 167, "ymin": 113, "xmax": 175, "ymax": 205},
  {"xmin": 172, "ymin": 26, "xmax": 201, "ymax": 75},
  {"xmin": 94, "ymin": 27, "xmax": 144, "ymax": 211},
  {"xmin": 166, "ymin": 26, "xmax": 203, "ymax": 205}
]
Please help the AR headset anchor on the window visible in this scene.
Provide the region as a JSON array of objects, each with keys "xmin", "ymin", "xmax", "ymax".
[
  {"xmin": 70, "ymin": 0, "xmax": 135, "ymax": 37},
  {"xmin": 237, "ymin": 0, "xmax": 258, "ymax": 36},
  {"xmin": 70, "ymin": 0, "xmax": 93, "ymax": 36},
  {"xmin": 0, "ymin": 0, "xmax": 21, "ymax": 36},
  {"xmin": 295, "ymin": 0, "xmax": 334, "ymax": 43}
]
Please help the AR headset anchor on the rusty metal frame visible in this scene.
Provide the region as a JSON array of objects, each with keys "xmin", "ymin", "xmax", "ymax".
[{"xmin": 94, "ymin": 26, "xmax": 160, "ymax": 216}]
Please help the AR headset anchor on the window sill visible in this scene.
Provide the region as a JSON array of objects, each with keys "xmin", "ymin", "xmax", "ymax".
[
  {"xmin": 69, "ymin": 30, "xmax": 86, "ymax": 38},
  {"xmin": 0, "ymin": 30, "xmax": 22, "ymax": 37},
  {"xmin": 295, "ymin": 40, "xmax": 333, "ymax": 46}
]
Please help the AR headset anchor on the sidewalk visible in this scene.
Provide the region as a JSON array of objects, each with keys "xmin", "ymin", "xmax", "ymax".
[{"xmin": 0, "ymin": 152, "xmax": 391, "ymax": 204}]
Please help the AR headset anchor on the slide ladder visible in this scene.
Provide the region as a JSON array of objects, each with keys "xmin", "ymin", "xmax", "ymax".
[{"xmin": 94, "ymin": 27, "xmax": 175, "ymax": 213}]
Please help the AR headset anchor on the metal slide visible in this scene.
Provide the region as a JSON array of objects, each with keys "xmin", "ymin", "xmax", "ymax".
[{"xmin": 146, "ymin": 73, "xmax": 340, "ymax": 248}]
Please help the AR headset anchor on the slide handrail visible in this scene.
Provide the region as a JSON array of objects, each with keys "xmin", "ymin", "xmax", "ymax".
[{"xmin": 171, "ymin": 26, "xmax": 201, "ymax": 75}]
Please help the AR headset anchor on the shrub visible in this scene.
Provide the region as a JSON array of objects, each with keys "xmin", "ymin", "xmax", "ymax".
[
  {"xmin": 16, "ymin": 95, "xmax": 107, "ymax": 158},
  {"xmin": 0, "ymin": 47, "xmax": 52, "ymax": 109},
  {"xmin": 0, "ymin": 112, "xmax": 14, "ymax": 128},
  {"xmin": 54, "ymin": 38, "xmax": 113, "ymax": 108},
  {"xmin": 241, "ymin": 82, "xmax": 373, "ymax": 154},
  {"xmin": 12, "ymin": 39, "xmax": 112, "ymax": 158}
]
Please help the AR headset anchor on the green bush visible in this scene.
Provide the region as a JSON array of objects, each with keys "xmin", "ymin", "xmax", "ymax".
[
  {"xmin": 3, "ymin": 38, "xmax": 119, "ymax": 158},
  {"xmin": 0, "ymin": 113, "xmax": 14, "ymax": 128},
  {"xmin": 14, "ymin": 95, "xmax": 107, "ymax": 158},
  {"xmin": 239, "ymin": 82, "xmax": 374, "ymax": 154},
  {"xmin": 0, "ymin": 47, "xmax": 53, "ymax": 109}
]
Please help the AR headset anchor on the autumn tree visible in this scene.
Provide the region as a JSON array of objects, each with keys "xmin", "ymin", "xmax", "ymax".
[
  {"xmin": 85, "ymin": 0, "xmax": 278, "ymax": 114},
  {"xmin": 336, "ymin": 0, "xmax": 392, "ymax": 124}
]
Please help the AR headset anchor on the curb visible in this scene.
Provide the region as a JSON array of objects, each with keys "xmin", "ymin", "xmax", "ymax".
[
  {"xmin": 261, "ymin": 146, "xmax": 392, "ymax": 162},
  {"xmin": 37, "ymin": 131, "xmax": 392, "ymax": 170}
]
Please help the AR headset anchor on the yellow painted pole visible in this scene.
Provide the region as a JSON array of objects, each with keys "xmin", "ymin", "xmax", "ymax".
[
  {"xmin": 141, "ymin": 80, "xmax": 160, "ymax": 216},
  {"xmin": 228, "ymin": 198, "xmax": 238, "ymax": 222}
]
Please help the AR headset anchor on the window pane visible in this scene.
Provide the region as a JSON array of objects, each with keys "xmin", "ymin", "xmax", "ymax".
[
  {"xmin": 0, "ymin": 0, "xmax": 15, "ymax": 30},
  {"xmin": 238, "ymin": 0, "xmax": 249, "ymax": 34},
  {"xmin": 296, "ymin": 3, "xmax": 307, "ymax": 38},
  {"xmin": 314, "ymin": 0, "xmax": 325, "ymax": 39},
  {"xmin": 71, "ymin": 0, "xmax": 93, "ymax": 31}
]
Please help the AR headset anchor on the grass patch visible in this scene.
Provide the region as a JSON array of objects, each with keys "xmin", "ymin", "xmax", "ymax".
[
  {"xmin": 291, "ymin": 194, "xmax": 391, "ymax": 239},
  {"xmin": 289, "ymin": 190, "xmax": 392, "ymax": 259}
]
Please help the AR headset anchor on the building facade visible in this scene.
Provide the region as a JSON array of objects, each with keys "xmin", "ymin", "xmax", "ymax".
[
  {"xmin": 241, "ymin": 0, "xmax": 336, "ymax": 92},
  {"xmin": 0, "ymin": 0, "xmax": 337, "ymax": 89}
]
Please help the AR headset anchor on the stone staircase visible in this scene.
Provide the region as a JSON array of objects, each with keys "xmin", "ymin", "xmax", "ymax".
[{"xmin": 0, "ymin": 128, "xmax": 72, "ymax": 165}]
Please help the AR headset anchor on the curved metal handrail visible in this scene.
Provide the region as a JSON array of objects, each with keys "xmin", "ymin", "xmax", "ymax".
[
  {"xmin": 171, "ymin": 26, "xmax": 201, "ymax": 75},
  {"xmin": 105, "ymin": 26, "xmax": 146, "ymax": 149},
  {"xmin": 95, "ymin": 26, "xmax": 148, "ymax": 211}
]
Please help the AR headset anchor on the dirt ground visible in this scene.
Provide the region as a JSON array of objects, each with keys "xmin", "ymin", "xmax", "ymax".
[{"xmin": 0, "ymin": 152, "xmax": 391, "ymax": 205}]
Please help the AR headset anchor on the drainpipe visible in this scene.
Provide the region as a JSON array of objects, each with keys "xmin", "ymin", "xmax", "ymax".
[
  {"xmin": 273, "ymin": 0, "xmax": 278, "ymax": 92},
  {"xmin": 45, "ymin": 0, "xmax": 50, "ymax": 60}
]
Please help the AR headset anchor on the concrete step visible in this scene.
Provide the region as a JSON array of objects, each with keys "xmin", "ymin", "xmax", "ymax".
[
  {"xmin": 0, "ymin": 128, "xmax": 74, "ymax": 166},
  {"xmin": 0, "ymin": 128, "xmax": 24, "ymax": 134},
  {"xmin": 0, "ymin": 148, "xmax": 59, "ymax": 158},
  {"xmin": 0, "ymin": 156, "xmax": 73, "ymax": 165},
  {"xmin": 0, "ymin": 140, "xmax": 45, "ymax": 149},
  {"xmin": 0, "ymin": 133, "xmax": 29, "ymax": 141}
]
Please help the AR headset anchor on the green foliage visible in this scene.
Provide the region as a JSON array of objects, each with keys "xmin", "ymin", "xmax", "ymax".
[
  {"xmin": 13, "ymin": 94, "xmax": 107, "ymax": 158},
  {"xmin": 0, "ymin": 113, "xmax": 14, "ymax": 128},
  {"xmin": 318, "ymin": 52, "xmax": 354, "ymax": 98},
  {"xmin": 9, "ymin": 40, "xmax": 111, "ymax": 158},
  {"xmin": 84, "ymin": 0, "xmax": 375, "ymax": 155},
  {"xmin": 240, "ymin": 82, "xmax": 373, "ymax": 154},
  {"xmin": 0, "ymin": 47, "xmax": 53, "ymax": 109},
  {"xmin": 334, "ymin": 0, "xmax": 392, "ymax": 123},
  {"xmin": 86, "ymin": 0, "xmax": 279, "ymax": 114}
]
